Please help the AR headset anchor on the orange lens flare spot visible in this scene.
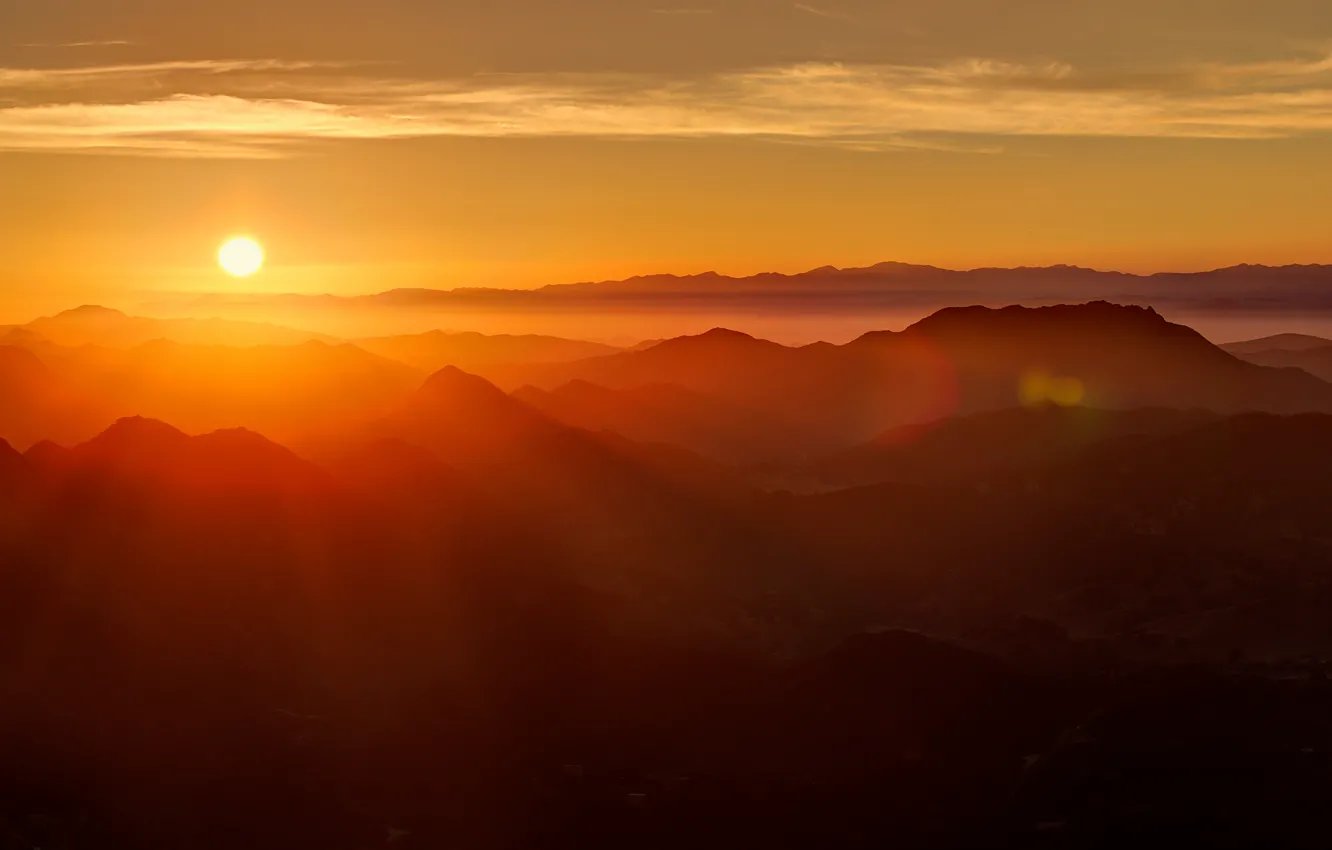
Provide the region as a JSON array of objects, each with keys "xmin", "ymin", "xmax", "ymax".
[{"xmin": 1021, "ymin": 371, "xmax": 1086, "ymax": 407}]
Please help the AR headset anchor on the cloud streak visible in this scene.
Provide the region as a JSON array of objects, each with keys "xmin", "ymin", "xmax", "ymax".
[
  {"xmin": 794, "ymin": 4, "xmax": 856, "ymax": 23},
  {"xmin": 0, "ymin": 59, "xmax": 348, "ymax": 90},
  {"xmin": 19, "ymin": 40, "xmax": 137, "ymax": 49},
  {"xmin": 2, "ymin": 51, "xmax": 1332, "ymax": 156}
]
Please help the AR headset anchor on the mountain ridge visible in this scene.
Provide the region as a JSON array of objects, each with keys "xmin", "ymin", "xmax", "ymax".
[{"xmin": 160, "ymin": 261, "xmax": 1332, "ymax": 311}]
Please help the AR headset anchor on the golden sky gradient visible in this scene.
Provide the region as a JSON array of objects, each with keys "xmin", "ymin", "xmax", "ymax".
[{"xmin": 3, "ymin": 0, "xmax": 1332, "ymax": 319}]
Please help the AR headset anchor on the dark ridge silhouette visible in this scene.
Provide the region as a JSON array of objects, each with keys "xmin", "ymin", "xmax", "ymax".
[
  {"xmin": 371, "ymin": 366, "xmax": 745, "ymax": 504},
  {"xmin": 492, "ymin": 303, "xmax": 1332, "ymax": 453},
  {"xmin": 59, "ymin": 418, "xmax": 330, "ymax": 494},
  {"xmin": 79, "ymin": 415, "xmax": 191, "ymax": 457},
  {"xmin": 176, "ymin": 261, "xmax": 1332, "ymax": 318},
  {"xmin": 383, "ymin": 365, "xmax": 558, "ymax": 456},
  {"xmin": 353, "ymin": 329, "xmax": 622, "ymax": 373}
]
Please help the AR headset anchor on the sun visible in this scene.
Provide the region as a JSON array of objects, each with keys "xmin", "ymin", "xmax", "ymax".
[{"xmin": 218, "ymin": 237, "xmax": 265, "ymax": 277}]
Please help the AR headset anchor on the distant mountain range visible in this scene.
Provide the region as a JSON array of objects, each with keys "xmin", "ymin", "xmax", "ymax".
[{"xmin": 159, "ymin": 262, "xmax": 1332, "ymax": 315}]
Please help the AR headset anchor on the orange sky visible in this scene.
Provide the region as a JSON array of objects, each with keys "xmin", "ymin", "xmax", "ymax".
[{"xmin": 3, "ymin": 1, "xmax": 1332, "ymax": 320}]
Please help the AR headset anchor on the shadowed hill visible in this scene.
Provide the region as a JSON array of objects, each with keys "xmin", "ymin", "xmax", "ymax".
[
  {"xmin": 367, "ymin": 367, "xmax": 745, "ymax": 508},
  {"xmin": 514, "ymin": 379, "xmax": 823, "ymax": 464},
  {"xmin": 1226, "ymin": 344, "xmax": 1332, "ymax": 382},
  {"xmin": 774, "ymin": 411, "xmax": 1332, "ymax": 659},
  {"xmin": 64, "ymin": 417, "xmax": 329, "ymax": 493},
  {"xmin": 819, "ymin": 405, "xmax": 1223, "ymax": 488}
]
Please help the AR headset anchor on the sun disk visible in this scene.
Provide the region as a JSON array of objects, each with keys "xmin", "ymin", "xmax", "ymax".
[{"xmin": 219, "ymin": 237, "xmax": 265, "ymax": 277}]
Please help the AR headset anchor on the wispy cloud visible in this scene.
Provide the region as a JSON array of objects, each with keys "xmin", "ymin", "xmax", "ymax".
[
  {"xmin": 794, "ymin": 4, "xmax": 856, "ymax": 23},
  {"xmin": 19, "ymin": 40, "xmax": 137, "ymax": 49},
  {"xmin": 0, "ymin": 59, "xmax": 347, "ymax": 90},
  {"xmin": 3, "ymin": 50, "xmax": 1332, "ymax": 156}
]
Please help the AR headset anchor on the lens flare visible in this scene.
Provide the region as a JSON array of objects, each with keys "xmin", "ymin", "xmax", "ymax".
[{"xmin": 1020, "ymin": 371, "xmax": 1086, "ymax": 407}]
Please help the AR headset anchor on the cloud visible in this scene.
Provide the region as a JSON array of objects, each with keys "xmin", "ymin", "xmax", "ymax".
[
  {"xmin": 19, "ymin": 40, "xmax": 137, "ymax": 49},
  {"xmin": 0, "ymin": 59, "xmax": 346, "ymax": 90},
  {"xmin": 794, "ymin": 4, "xmax": 856, "ymax": 23},
  {"xmin": 2, "ymin": 50, "xmax": 1332, "ymax": 156}
]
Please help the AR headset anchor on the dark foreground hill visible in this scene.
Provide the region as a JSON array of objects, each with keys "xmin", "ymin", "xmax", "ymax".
[{"xmin": 818, "ymin": 405, "xmax": 1222, "ymax": 488}]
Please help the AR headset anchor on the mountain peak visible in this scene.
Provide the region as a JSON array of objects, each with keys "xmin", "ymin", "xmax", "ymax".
[
  {"xmin": 57, "ymin": 305, "xmax": 128, "ymax": 319},
  {"xmin": 698, "ymin": 327, "xmax": 757, "ymax": 341},
  {"xmin": 83, "ymin": 417, "xmax": 189, "ymax": 455},
  {"xmin": 25, "ymin": 440, "xmax": 71, "ymax": 468},
  {"xmin": 904, "ymin": 301, "xmax": 1169, "ymax": 338},
  {"xmin": 420, "ymin": 365, "xmax": 510, "ymax": 400}
]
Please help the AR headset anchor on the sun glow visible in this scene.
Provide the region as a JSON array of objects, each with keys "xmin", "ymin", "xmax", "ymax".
[{"xmin": 218, "ymin": 237, "xmax": 265, "ymax": 277}]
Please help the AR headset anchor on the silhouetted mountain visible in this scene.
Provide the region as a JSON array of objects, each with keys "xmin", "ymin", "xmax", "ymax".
[
  {"xmin": 23, "ymin": 439, "xmax": 72, "ymax": 472},
  {"xmin": 378, "ymin": 365, "xmax": 558, "ymax": 460},
  {"xmin": 882, "ymin": 302, "xmax": 1332, "ymax": 414},
  {"xmin": 354, "ymin": 329, "xmax": 621, "ymax": 373},
  {"xmin": 21, "ymin": 305, "xmax": 337, "ymax": 348},
  {"xmin": 166, "ymin": 262, "xmax": 1332, "ymax": 321},
  {"xmin": 369, "ymin": 367, "xmax": 745, "ymax": 508},
  {"xmin": 62, "ymin": 417, "xmax": 329, "ymax": 493},
  {"xmin": 494, "ymin": 304, "xmax": 1332, "ymax": 452}
]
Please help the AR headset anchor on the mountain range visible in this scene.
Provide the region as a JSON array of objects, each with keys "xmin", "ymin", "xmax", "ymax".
[
  {"xmin": 9, "ymin": 300, "xmax": 1332, "ymax": 846},
  {"xmin": 7, "ymin": 301, "xmax": 1332, "ymax": 464},
  {"xmin": 489, "ymin": 303, "xmax": 1332, "ymax": 454},
  {"xmin": 156, "ymin": 262, "xmax": 1332, "ymax": 316}
]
